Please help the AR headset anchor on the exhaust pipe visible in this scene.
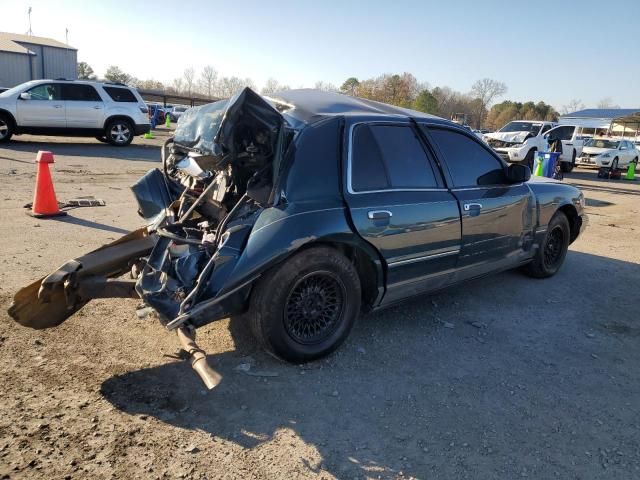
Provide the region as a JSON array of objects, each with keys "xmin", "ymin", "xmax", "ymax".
[{"xmin": 176, "ymin": 326, "xmax": 222, "ymax": 389}]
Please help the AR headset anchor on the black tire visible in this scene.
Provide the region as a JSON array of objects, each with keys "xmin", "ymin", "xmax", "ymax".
[
  {"xmin": 105, "ymin": 119, "xmax": 134, "ymax": 146},
  {"xmin": 248, "ymin": 246, "xmax": 361, "ymax": 363},
  {"xmin": 523, "ymin": 148, "xmax": 537, "ymax": 170},
  {"xmin": 95, "ymin": 135, "xmax": 108, "ymax": 143},
  {"xmin": 0, "ymin": 113, "xmax": 14, "ymax": 143},
  {"xmin": 561, "ymin": 150, "xmax": 576, "ymax": 173},
  {"xmin": 524, "ymin": 211, "xmax": 570, "ymax": 278}
]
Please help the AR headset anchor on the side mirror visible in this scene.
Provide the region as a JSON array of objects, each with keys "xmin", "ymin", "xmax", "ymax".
[
  {"xmin": 507, "ymin": 163, "xmax": 531, "ymax": 183},
  {"xmin": 19, "ymin": 92, "xmax": 31, "ymax": 100}
]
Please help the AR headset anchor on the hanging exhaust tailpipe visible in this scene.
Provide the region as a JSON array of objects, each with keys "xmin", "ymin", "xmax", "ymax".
[{"xmin": 176, "ymin": 326, "xmax": 222, "ymax": 389}]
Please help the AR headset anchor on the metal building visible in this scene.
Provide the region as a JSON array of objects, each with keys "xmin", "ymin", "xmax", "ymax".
[
  {"xmin": 0, "ymin": 32, "xmax": 77, "ymax": 88},
  {"xmin": 559, "ymin": 108, "xmax": 640, "ymax": 139}
]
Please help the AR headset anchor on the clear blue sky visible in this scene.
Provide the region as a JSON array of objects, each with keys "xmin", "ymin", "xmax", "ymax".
[{"xmin": 3, "ymin": 0, "xmax": 639, "ymax": 110}]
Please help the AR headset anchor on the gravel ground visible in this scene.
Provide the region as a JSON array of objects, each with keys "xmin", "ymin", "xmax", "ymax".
[{"xmin": 1, "ymin": 132, "xmax": 639, "ymax": 480}]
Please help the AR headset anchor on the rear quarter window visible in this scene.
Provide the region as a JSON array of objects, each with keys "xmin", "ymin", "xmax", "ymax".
[
  {"xmin": 351, "ymin": 124, "xmax": 439, "ymax": 192},
  {"xmin": 103, "ymin": 87, "xmax": 138, "ymax": 102}
]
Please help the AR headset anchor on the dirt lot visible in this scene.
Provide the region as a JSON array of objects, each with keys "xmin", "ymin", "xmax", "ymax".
[{"xmin": 1, "ymin": 131, "xmax": 639, "ymax": 480}]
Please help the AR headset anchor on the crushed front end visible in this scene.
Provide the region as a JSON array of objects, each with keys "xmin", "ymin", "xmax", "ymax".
[{"xmin": 8, "ymin": 87, "xmax": 292, "ymax": 388}]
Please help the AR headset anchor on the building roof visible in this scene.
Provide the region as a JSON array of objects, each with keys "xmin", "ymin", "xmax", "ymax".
[
  {"xmin": 563, "ymin": 108, "xmax": 640, "ymax": 119},
  {"xmin": 0, "ymin": 31, "xmax": 76, "ymax": 55}
]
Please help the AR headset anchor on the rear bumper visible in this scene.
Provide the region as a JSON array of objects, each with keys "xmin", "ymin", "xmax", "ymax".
[{"xmin": 134, "ymin": 124, "xmax": 151, "ymax": 135}]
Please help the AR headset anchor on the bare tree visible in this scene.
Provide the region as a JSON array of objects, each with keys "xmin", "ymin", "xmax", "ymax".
[
  {"xmin": 561, "ymin": 99, "xmax": 585, "ymax": 115},
  {"xmin": 314, "ymin": 81, "xmax": 337, "ymax": 92},
  {"xmin": 261, "ymin": 78, "xmax": 290, "ymax": 95},
  {"xmin": 470, "ymin": 78, "xmax": 507, "ymax": 128},
  {"xmin": 200, "ymin": 66, "xmax": 218, "ymax": 98},
  {"xmin": 183, "ymin": 67, "xmax": 196, "ymax": 97},
  {"xmin": 216, "ymin": 76, "xmax": 256, "ymax": 98},
  {"xmin": 171, "ymin": 78, "xmax": 184, "ymax": 94},
  {"xmin": 597, "ymin": 97, "xmax": 620, "ymax": 109}
]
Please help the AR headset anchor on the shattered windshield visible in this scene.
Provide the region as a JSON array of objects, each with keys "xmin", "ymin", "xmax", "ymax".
[
  {"xmin": 499, "ymin": 122, "xmax": 542, "ymax": 134},
  {"xmin": 173, "ymin": 99, "xmax": 229, "ymax": 156}
]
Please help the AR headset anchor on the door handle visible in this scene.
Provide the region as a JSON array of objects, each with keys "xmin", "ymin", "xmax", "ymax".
[
  {"xmin": 367, "ymin": 210, "xmax": 392, "ymax": 220},
  {"xmin": 93, "ymin": 105, "xmax": 102, "ymax": 109},
  {"xmin": 463, "ymin": 203, "xmax": 482, "ymax": 211},
  {"xmin": 566, "ymin": 143, "xmax": 573, "ymax": 146},
  {"xmin": 53, "ymin": 104, "xmax": 63, "ymax": 109}
]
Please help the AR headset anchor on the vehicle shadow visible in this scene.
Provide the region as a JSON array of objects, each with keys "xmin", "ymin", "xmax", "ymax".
[
  {"xmin": 100, "ymin": 250, "xmax": 640, "ymax": 478},
  {"xmin": 53, "ymin": 215, "xmax": 130, "ymax": 234},
  {"xmin": 4, "ymin": 139, "xmax": 160, "ymax": 162}
]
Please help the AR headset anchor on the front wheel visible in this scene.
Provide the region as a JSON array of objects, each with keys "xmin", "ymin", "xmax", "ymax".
[
  {"xmin": 248, "ymin": 246, "xmax": 361, "ymax": 363},
  {"xmin": 105, "ymin": 119, "xmax": 134, "ymax": 146},
  {"xmin": 523, "ymin": 211, "xmax": 570, "ymax": 278}
]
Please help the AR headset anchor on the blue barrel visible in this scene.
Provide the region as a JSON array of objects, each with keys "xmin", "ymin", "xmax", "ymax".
[{"xmin": 534, "ymin": 152, "xmax": 561, "ymax": 178}]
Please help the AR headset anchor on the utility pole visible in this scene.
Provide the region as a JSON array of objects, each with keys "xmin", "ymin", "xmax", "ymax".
[
  {"xmin": 65, "ymin": 28, "xmax": 69, "ymax": 45},
  {"xmin": 27, "ymin": 7, "xmax": 33, "ymax": 36}
]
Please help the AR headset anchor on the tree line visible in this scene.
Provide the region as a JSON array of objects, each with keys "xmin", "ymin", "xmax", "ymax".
[{"xmin": 77, "ymin": 62, "xmax": 613, "ymax": 129}]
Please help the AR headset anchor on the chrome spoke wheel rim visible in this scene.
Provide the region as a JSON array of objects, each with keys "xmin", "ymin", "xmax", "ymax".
[
  {"xmin": 110, "ymin": 124, "xmax": 130, "ymax": 143},
  {"xmin": 284, "ymin": 271, "xmax": 345, "ymax": 345},
  {"xmin": 0, "ymin": 120, "xmax": 8, "ymax": 139}
]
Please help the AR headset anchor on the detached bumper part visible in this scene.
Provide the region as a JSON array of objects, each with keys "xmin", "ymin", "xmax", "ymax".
[{"xmin": 8, "ymin": 228, "xmax": 156, "ymax": 329}]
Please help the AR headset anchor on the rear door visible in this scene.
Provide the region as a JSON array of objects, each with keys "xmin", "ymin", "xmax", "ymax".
[
  {"xmin": 16, "ymin": 83, "xmax": 65, "ymax": 127},
  {"xmin": 62, "ymin": 84, "xmax": 105, "ymax": 129},
  {"xmin": 344, "ymin": 120, "xmax": 462, "ymax": 305},
  {"xmin": 423, "ymin": 124, "xmax": 536, "ymax": 280}
]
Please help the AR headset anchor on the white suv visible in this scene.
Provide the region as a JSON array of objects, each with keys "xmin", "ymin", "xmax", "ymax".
[
  {"xmin": 0, "ymin": 79, "xmax": 151, "ymax": 146},
  {"xmin": 484, "ymin": 120, "xmax": 556, "ymax": 168}
]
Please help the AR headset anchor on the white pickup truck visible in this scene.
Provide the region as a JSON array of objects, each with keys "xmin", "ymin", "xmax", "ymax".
[
  {"xmin": 485, "ymin": 120, "xmax": 555, "ymax": 169},
  {"xmin": 485, "ymin": 121, "xmax": 584, "ymax": 172}
]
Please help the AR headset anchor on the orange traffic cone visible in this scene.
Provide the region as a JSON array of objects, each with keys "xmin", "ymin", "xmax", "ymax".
[{"xmin": 29, "ymin": 151, "xmax": 67, "ymax": 218}]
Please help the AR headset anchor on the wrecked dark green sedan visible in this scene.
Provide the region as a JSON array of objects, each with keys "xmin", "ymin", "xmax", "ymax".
[{"xmin": 9, "ymin": 88, "xmax": 587, "ymax": 388}]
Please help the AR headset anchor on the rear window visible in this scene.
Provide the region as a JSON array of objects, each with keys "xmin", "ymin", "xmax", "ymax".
[
  {"xmin": 103, "ymin": 86, "xmax": 138, "ymax": 102},
  {"xmin": 62, "ymin": 84, "xmax": 102, "ymax": 101},
  {"xmin": 351, "ymin": 124, "xmax": 439, "ymax": 192}
]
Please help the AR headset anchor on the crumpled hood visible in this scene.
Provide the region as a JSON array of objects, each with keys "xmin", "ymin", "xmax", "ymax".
[
  {"xmin": 485, "ymin": 131, "xmax": 533, "ymax": 143},
  {"xmin": 582, "ymin": 146, "xmax": 613, "ymax": 156}
]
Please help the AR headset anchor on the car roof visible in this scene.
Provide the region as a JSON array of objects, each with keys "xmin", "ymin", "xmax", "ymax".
[
  {"xmin": 27, "ymin": 79, "xmax": 133, "ymax": 89},
  {"xmin": 268, "ymin": 89, "xmax": 444, "ymax": 126}
]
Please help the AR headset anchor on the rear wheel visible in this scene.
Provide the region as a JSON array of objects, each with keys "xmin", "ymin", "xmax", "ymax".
[
  {"xmin": 248, "ymin": 246, "xmax": 361, "ymax": 363},
  {"xmin": 523, "ymin": 211, "xmax": 570, "ymax": 278},
  {"xmin": 0, "ymin": 114, "xmax": 14, "ymax": 143},
  {"xmin": 105, "ymin": 119, "xmax": 134, "ymax": 146}
]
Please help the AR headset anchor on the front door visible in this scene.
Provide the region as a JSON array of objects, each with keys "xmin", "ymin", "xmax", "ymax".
[
  {"xmin": 344, "ymin": 121, "xmax": 462, "ymax": 305},
  {"xmin": 424, "ymin": 125, "xmax": 536, "ymax": 280},
  {"xmin": 62, "ymin": 84, "xmax": 105, "ymax": 129},
  {"xmin": 16, "ymin": 83, "xmax": 65, "ymax": 127}
]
